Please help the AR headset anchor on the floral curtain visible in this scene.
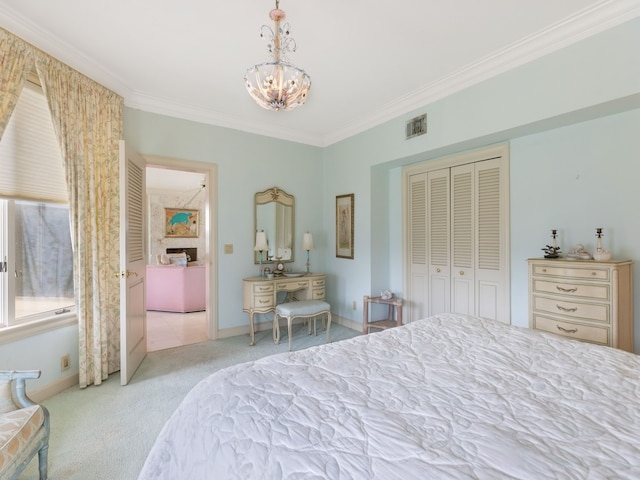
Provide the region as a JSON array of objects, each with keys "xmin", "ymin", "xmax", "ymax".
[
  {"xmin": 0, "ymin": 28, "xmax": 123, "ymax": 388},
  {"xmin": 0, "ymin": 29, "xmax": 34, "ymax": 139}
]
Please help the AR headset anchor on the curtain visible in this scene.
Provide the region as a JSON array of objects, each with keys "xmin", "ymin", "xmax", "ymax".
[
  {"xmin": 36, "ymin": 58, "xmax": 123, "ymax": 388},
  {"xmin": 0, "ymin": 28, "xmax": 124, "ymax": 388},
  {"xmin": 0, "ymin": 29, "xmax": 34, "ymax": 140}
]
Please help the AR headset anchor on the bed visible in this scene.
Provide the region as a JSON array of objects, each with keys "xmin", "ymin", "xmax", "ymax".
[{"xmin": 138, "ymin": 313, "xmax": 640, "ymax": 479}]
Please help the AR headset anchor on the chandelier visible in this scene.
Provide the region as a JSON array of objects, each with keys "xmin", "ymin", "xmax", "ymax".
[{"xmin": 244, "ymin": 0, "xmax": 311, "ymax": 111}]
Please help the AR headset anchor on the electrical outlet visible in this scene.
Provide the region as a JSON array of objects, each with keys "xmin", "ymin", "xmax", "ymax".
[
  {"xmin": 61, "ymin": 354, "xmax": 70, "ymax": 371},
  {"xmin": 352, "ymin": 300, "xmax": 357, "ymax": 310}
]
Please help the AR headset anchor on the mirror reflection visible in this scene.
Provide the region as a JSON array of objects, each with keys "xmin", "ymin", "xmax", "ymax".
[{"xmin": 254, "ymin": 187, "xmax": 295, "ymax": 264}]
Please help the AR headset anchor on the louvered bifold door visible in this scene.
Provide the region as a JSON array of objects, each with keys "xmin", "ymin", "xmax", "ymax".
[
  {"xmin": 451, "ymin": 164, "xmax": 475, "ymax": 315},
  {"xmin": 427, "ymin": 169, "xmax": 450, "ymax": 316},
  {"xmin": 408, "ymin": 173, "xmax": 428, "ymax": 322},
  {"xmin": 474, "ymin": 158, "xmax": 507, "ymax": 323}
]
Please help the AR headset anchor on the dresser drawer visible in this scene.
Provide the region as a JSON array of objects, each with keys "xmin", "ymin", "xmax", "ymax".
[
  {"xmin": 311, "ymin": 288, "xmax": 325, "ymax": 300},
  {"xmin": 533, "ymin": 315, "xmax": 609, "ymax": 346},
  {"xmin": 533, "ymin": 296, "xmax": 609, "ymax": 323},
  {"xmin": 532, "ymin": 279, "xmax": 609, "ymax": 301},
  {"xmin": 312, "ymin": 278, "xmax": 325, "ymax": 288},
  {"xmin": 277, "ymin": 279, "xmax": 310, "ymax": 292},
  {"xmin": 532, "ymin": 265, "xmax": 609, "ymax": 281}
]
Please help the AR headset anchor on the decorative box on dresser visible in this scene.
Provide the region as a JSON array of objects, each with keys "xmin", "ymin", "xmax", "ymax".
[
  {"xmin": 528, "ymin": 258, "xmax": 633, "ymax": 352},
  {"xmin": 243, "ymin": 273, "xmax": 326, "ymax": 346}
]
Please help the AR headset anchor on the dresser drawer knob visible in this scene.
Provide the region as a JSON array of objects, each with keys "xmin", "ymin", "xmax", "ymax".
[
  {"xmin": 556, "ymin": 304, "xmax": 578, "ymax": 313},
  {"xmin": 556, "ymin": 286, "xmax": 577, "ymax": 293},
  {"xmin": 557, "ymin": 325, "xmax": 578, "ymax": 334}
]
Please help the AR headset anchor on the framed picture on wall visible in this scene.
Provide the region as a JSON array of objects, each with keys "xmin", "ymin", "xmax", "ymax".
[
  {"xmin": 165, "ymin": 208, "xmax": 199, "ymax": 238},
  {"xmin": 336, "ymin": 194, "xmax": 354, "ymax": 259}
]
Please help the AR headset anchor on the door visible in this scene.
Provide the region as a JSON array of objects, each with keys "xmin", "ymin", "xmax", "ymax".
[
  {"xmin": 451, "ymin": 163, "xmax": 475, "ymax": 315},
  {"xmin": 427, "ymin": 168, "xmax": 450, "ymax": 315},
  {"xmin": 119, "ymin": 140, "xmax": 147, "ymax": 385},
  {"xmin": 404, "ymin": 144, "xmax": 510, "ymax": 324}
]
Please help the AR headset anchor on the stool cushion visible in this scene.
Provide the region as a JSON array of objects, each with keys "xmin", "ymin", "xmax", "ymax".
[{"xmin": 276, "ymin": 300, "xmax": 330, "ymax": 317}]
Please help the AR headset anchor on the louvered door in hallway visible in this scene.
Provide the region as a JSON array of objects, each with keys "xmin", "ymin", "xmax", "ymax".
[{"xmin": 404, "ymin": 144, "xmax": 510, "ymax": 324}]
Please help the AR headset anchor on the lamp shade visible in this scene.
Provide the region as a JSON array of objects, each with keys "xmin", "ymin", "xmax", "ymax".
[
  {"xmin": 302, "ymin": 231, "xmax": 314, "ymax": 251},
  {"xmin": 254, "ymin": 230, "xmax": 269, "ymax": 251}
]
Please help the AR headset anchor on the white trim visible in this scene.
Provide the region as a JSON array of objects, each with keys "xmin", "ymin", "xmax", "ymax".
[
  {"xmin": 0, "ymin": 312, "xmax": 77, "ymax": 345},
  {"xmin": 1, "ymin": 1, "xmax": 638, "ymax": 147},
  {"xmin": 30, "ymin": 371, "xmax": 78, "ymax": 403}
]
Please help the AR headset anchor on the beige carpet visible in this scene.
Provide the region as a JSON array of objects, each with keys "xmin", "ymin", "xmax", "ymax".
[{"xmin": 18, "ymin": 323, "xmax": 360, "ymax": 480}]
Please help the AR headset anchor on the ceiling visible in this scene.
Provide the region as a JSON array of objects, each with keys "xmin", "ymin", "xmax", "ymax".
[{"xmin": 1, "ymin": 1, "xmax": 638, "ymax": 147}]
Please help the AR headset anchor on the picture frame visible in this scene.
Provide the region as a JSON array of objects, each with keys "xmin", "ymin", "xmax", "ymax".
[
  {"xmin": 165, "ymin": 208, "xmax": 199, "ymax": 238},
  {"xmin": 336, "ymin": 194, "xmax": 354, "ymax": 259}
]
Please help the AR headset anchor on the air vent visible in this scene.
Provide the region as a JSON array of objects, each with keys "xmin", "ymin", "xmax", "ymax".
[{"xmin": 406, "ymin": 114, "xmax": 427, "ymax": 139}]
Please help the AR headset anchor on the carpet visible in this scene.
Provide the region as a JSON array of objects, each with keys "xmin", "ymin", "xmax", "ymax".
[{"xmin": 18, "ymin": 323, "xmax": 360, "ymax": 480}]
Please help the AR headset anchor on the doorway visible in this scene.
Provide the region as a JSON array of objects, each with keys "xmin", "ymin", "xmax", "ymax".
[{"xmin": 143, "ymin": 156, "xmax": 218, "ymax": 351}]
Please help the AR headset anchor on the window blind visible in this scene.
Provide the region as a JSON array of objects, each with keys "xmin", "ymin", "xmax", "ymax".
[{"xmin": 0, "ymin": 81, "xmax": 68, "ymax": 203}]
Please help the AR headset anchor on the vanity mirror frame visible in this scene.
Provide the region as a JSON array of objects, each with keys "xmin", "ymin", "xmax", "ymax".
[{"xmin": 254, "ymin": 187, "xmax": 295, "ymax": 265}]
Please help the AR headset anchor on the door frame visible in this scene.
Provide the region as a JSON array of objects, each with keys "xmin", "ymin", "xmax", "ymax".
[{"xmin": 143, "ymin": 155, "xmax": 219, "ymax": 340}]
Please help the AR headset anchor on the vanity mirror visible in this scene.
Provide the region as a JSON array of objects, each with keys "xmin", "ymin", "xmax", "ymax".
[{"xmin": 254, "ymin": 187, "xmax": 295, "ymax": 264}]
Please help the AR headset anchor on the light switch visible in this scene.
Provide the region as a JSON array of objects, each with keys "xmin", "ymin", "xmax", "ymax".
[{"xmin": 224, "ymin": 244, "xmax": 233, "ymax": 254}]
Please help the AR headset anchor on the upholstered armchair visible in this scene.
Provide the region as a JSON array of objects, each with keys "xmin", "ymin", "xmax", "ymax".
[{"xmin": 0, "ymin": 370, "xmax": 49, "ymax": 480}]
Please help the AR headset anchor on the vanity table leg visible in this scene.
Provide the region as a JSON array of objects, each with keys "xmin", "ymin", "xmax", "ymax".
[{"xmin": 249, "ymin": 311, "xmax": 256, "ymax": 346}]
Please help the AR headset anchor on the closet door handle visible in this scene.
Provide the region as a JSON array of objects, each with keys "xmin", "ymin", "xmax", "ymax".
[
  {"xmin": 459, "ymin": 271, "xmax": 464, "ymax": 276},
  {"xmin": 436, "ymin": 268, "xmax": 441, "ymax": 273}
]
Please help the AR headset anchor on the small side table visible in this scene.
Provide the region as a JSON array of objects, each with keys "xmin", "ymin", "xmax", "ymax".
[{"xmin": 363, "ymin": 295, "xmax": 403, "ymax": 334}]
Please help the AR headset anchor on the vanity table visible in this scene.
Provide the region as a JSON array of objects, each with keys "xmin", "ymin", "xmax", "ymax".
[{"xmin": 243, "ymin": 273, "xmax": 326, "ymax": 346}]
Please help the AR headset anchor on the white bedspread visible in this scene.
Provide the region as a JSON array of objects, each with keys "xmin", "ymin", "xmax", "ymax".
[{"xmin": 139, "ymin": 314, "xmax": 640, "ymax": 479}]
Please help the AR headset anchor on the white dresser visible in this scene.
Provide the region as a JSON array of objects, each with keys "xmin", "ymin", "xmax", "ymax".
[
  {"xmin": 242, "ymin": 273, "xmax": 326, "ymax": 346},
  {"xmin": 528, "ymin": 258, "xmax": 633, "ymax": 352}
]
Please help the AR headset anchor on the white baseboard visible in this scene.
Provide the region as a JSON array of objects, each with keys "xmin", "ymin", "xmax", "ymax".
[
  {"xmin": 31, "ymin": 372, "xmax": 79, "ymax": 403},
  {"xmin": 216, "ymin": 314, "xmax": 361, "ymax": 340}
]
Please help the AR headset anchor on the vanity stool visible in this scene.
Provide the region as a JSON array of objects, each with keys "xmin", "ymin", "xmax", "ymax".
[{"xmin": 274, "ymin": 300, "xmax": 332, "ymax": 351}]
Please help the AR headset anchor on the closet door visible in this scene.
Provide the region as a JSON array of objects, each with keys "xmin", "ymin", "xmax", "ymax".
[
  {"xmin": 408, "ymin": 173, "xmax": 428, "ymax": 322},
  {"xmin": 404, "ymin": 144, "xmax": 510, "ymax": 325},
  {"xmin": 450, "ymin": 164, "xmax": 474, "ymax": 315},
  {"xmin": 474, "ymin": 158, "xmax": 508, "ymax": 323},
  {"xmin": 426, "ymin": 169, "xmax": 450, "ymax": 315}
]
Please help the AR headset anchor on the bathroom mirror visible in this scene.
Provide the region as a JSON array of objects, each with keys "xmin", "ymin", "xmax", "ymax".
[{"xmin": 254, "ymin": 187, "xmax": 295, "ymax": 264}]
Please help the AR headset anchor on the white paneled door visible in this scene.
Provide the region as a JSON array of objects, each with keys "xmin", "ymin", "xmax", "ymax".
[
  {"xmin": 404, "ymin": 145, "xmax": 510, "ymax": 324},
  {"xmin": 119, "ymin": 140, "xmax": 147, "ymax": 385}
]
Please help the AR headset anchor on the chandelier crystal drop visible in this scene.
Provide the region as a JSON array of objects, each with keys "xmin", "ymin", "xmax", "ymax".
[{"xmin": 244, "ymin": 0, "xmax": 311, "ymax": 111}]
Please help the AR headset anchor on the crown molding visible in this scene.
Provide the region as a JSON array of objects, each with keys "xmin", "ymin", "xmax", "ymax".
[
  {"xmin": 125, "ymin": 92, "xmax": 323, "ymax": 147},
  {"xmin": 2, "ymin": 1, "xmax": 639, "ymax": 148},
  {"xmin": 321, "ymin": 0, "xmax": 640, "ymax": 146},
  {"xmin": 0, "ymin": 7, "xmax": 132, "ymax": 99}
]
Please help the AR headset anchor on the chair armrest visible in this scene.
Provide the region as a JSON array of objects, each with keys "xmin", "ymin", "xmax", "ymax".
[{"xmin": 0, "ymin": 370, "xmax": 41, "ymax": 408}]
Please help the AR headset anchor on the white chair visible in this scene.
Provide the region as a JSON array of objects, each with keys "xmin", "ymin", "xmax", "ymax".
[
  {"xmin": 0, "ymin": 370, "xmax": 50, "ymax": 480},
  {"xmin": 273, "ymin": 300, "xmax": 332, "ymax": 351}
]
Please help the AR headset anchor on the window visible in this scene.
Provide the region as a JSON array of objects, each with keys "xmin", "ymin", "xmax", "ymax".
[{"xmin": 0, "ymin": 78, "xmax": 75, "ymax": 333}]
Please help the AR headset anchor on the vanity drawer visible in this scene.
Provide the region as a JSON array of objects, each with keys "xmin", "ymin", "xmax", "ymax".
[
  {"xmin": 533, "ymin": 296, "xmax": 609, "ymax": 323},
  {"xmin": 532, "ymin": 265, "xmax": 609, "ymax": 281},
  {"xmin": 533, "ymin": 315, "xmax": 609, "ymax": 346},
  {"xmin": 532, "ymin": 279, "xmax": 609, "ymax": 301},
  {"xmin": 277, "ymin": 279, "xmax": 310, "ymax": 292},
  {"xmin": 253, "ymin": 294, "xmax": 274, "ymax": 309},
  {"xmin": 312, "ymin": 278, "xmax": 325, "ymax": 288},
  {"xmin": 253, "ymin": 283, "xmax": 274, "ymax": 294},
  {"xmin": 311, "ymin": 288, "xmax": 325, "ymax": 300}
]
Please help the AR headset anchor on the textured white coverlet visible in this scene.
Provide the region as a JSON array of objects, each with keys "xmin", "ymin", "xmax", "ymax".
[{"xmin": 139, "ymin": 314, "xmax": 640, "ymax": 479}]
